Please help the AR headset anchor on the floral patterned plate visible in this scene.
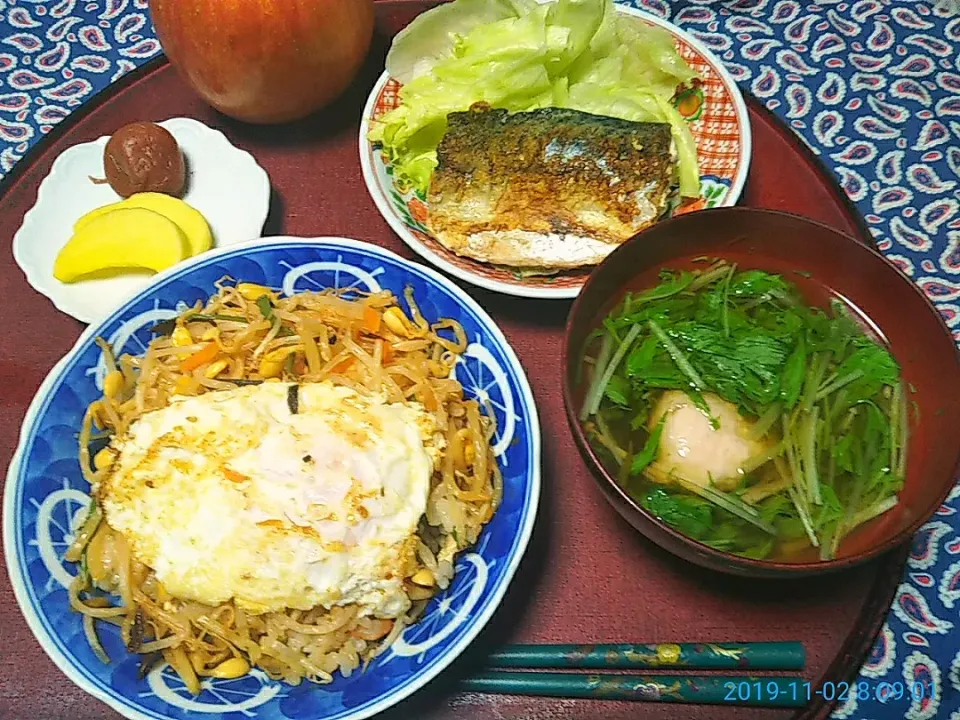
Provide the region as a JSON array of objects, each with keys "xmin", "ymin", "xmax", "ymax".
[
  {"xmin": 3, "ymin": 237, "xmax": 540, "ymax": 720},
  {"xmin": 359, "ymin": 3, "xmax": 752, "ymax": 299}
]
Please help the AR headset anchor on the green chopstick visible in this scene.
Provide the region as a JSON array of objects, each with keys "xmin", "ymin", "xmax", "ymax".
[
  {"xmin": 461, "ymin": 672, "xmax": 808, "ymax": 707},
  {"xmin": 485, "ymin": 642, "xmax": 805, "ymax": 671}
]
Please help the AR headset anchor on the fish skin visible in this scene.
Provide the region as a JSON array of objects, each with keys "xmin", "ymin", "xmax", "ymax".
[{"xmin": 426, "ymin": 104, "xmax": 677, "ymax": 271}]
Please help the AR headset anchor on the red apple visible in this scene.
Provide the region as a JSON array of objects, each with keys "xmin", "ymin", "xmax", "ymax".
[{"xmin": 150, "ymin": 0, "xmax": 375, "ymax": 124}]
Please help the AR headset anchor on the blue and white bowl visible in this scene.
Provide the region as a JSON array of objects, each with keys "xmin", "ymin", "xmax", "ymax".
[{"xmin": 4, "ymin": 237, "xmax": 541, "ymax": 720}]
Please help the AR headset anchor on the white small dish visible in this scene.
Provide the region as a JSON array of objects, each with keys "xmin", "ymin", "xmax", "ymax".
[{"xmin": 13, "ymin": 117, "xmax": 271, "ymax": 324}]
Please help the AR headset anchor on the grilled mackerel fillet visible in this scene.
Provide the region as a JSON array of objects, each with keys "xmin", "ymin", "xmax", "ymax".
[{"xmin": 426, "ymin": 104, "xmax": 677, "ymax": 271}]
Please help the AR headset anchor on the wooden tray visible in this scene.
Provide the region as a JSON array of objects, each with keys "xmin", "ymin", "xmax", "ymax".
[{"xmin": 0, "ymin": 3, "xmax": 908, "ymax": 718}]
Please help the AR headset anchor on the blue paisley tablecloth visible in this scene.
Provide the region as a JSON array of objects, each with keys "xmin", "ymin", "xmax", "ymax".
[{"xmin": 0, "ymin": 0, "xmax": 958, "ymax": 718}]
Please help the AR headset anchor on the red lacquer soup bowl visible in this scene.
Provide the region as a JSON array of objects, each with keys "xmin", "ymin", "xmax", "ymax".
[{"xmin": 562, "ymin": 207, "xmax": 960, "ymax": 579}]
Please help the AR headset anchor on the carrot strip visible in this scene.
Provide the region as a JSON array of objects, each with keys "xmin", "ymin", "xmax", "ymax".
[
  {"xmin": 362, "ymin": 307, "xmax": 382, "ymax": 334},
  {"xmin": 333, "ymin": 357, "xmax": 354, "ymax": 373},
  {"xmin": 180, "ymin": 343, "xmax": 219, "ymax": 372},
  {"xmin": 223, "ymin": 468, "xmax": 249, "ymax": 483}
]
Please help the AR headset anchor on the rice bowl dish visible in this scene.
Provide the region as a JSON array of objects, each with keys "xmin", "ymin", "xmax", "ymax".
[
  {"xmin": 70, "ymin": 281, "xmax": 502, "ymax": 691},
  {"xmin": 5, "ymin": 237, "xmax": 540, "ymax": 720}
]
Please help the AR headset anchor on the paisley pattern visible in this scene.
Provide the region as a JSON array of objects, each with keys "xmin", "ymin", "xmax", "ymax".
[
  {"xmin": 0, "ymin": 0, "xmax": 161, "ymax": 174},
  {"xmin": 0, "ymin": 0, "xmax": 959, "ymax": 717}
]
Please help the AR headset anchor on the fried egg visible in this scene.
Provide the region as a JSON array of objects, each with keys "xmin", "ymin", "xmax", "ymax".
[{"xmin": 96, "ymin": 381, "xmax": 441, "ymax": 618}]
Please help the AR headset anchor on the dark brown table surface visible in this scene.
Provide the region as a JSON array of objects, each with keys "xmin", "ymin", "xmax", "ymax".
[{"xmin": 0, "ymin": 4, "xmax": 908, "ymax": 719}]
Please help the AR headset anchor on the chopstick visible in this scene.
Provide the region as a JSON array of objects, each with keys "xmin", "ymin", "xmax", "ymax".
[
  {"xmin": 485, "ymin": 642, "xmax": 806, "ymax": 671},
  {"xmin": 459, "ymin": 643, "xmax": 809, "ymax": 708},
  {"xmin": 461, "ymin": 671, "xmax": 808, "ymax": 708}
]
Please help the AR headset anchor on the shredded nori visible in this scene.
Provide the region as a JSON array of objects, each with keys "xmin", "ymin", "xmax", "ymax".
[
  {"xmin": 149, "ymin": 318, "xmax": 177, "ymax": 336},
  {"xmin": 126, "ymin": 608, "xmax": 145, "ymax": 652},
  {"xmin": 137, "ymin": 652, "xmax": 162, "ymax": 680},
  {"xmin": 150, "ymin": 313, "xmax": 248, "ymax": 336},
  {"xmin": 287, "ymin": 384, "xmax": 299, "ymax": 415}
]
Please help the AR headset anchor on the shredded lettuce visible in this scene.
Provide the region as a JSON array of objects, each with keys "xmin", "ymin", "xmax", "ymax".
[
  {"xmin": 371, "ymin": 0, "xmax": 700, "ymax": 198},
  {"xmin": 385, "ymin": 0, "xmax": 540, "ymax": 84}
]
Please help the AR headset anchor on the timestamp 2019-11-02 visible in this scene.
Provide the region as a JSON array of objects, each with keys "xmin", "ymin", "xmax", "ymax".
[{"xmin": 722, "ymin": 679, "xmax": 934, "ymax": 705}]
